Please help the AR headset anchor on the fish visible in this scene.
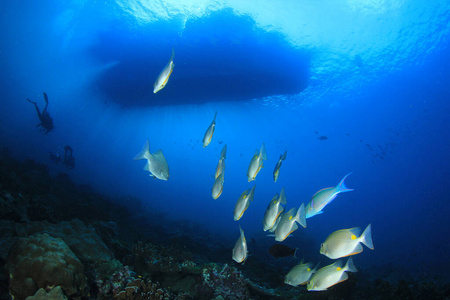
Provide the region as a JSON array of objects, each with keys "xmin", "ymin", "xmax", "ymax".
[
  {"xmin": 202, "ymin": 112, "xmax": 217, "ymax": 148},
  {"xmin": 153, "ymin": 48, "xmax": 175, "ymax": 93},
  {"xmin": 263, "ymin": 187, "xmax": 287, "ymax": 231},
  {"xmin": 285, "ymin": 262, "xmax": 319, "ymax": 286},
  {"xmin": 268, "ymin": 214, "xmax": 282, "ymax": 233},
  {"xmin": 215, "ymin": 144, "xmax": 227, "ymax": 179},
  {"xmin": 317, "ymin": 136, "xmax": 328, "ymax": 140},
  {"xmin": 233, "ymin": 185, "xmax": 256, "ymax": 221},
  {"xmin": 133, "ymin": 139, "xmax": 169, "ymax": 181},
  {"xmin": 247, "ymin": 142, "xmax": 267, "ymax": 182},
  {"xmin": 268, "ymin": 244, "xmax": 297, "ymax": 258},
  {"xmin": 307, "ymin": 257, "xmax": 357, "ymax": 291},
  {"xmin": 305, "ymin": 173, "xmax": 354, "ymax": 219},
  {"xmin": 273, "ymin": 150, "xmax": 287, "ymax": 182},
  {"xmin": 232, "ymin": 225, "xmax": 248, "ymax": 263},
  {"xmin": 211, "ymin": 169, "xmax": 224, "ymax": 199},
  {"xmin": 274, "ymin": 203, "xmax": 306, "ymax": 242},
  {"xmin": 320, "ymin": 224, "xmax": 374, "ymax": 259}
]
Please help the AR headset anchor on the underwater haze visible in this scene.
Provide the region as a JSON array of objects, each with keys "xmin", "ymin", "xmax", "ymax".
[{"xmin": 1, "ymin": 0, "xmax": 450, "ymax": 298}]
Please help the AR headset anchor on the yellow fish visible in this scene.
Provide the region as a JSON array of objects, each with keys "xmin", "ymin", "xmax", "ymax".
[
  {"xmin": 233, "ymin": 185, "xmax": 256, "ymax": 221},
  {"xmin": 273, "ymin": 150, "xmax": 287, "ymax": 182},
  {"xmin": 320, "ymin": 224, "xmax": 374, "ymax": 259},
  {"xmin": 307, "ymin": 258, "xmax": 357, "ymax": 291},
  {"xmin": 153, "ymin": 48, "xmax": 175, "ymax": 93},
  {"xmin": 215, "ymin": 144, "xmax": 227, "ymax": 179},
  {"xmin": 247, "ymin": 142, "xmax": 267, "ymax": 182},
  {"xmin": 305, "ymin": 173, "xmax": 353, "ymax": 218},
  {"xmin": 285, "ymin": 261, "xmax": 319, "ymax": 286},
  {"xmin": 232, "ymin": 226, "xmax": 248, "ymax": 263},
  {"xmin": 202, "ymin": 112, "xmax": 217, "ymax": 148},
  {"xmin": 263, "ymin": 187, "xmax": 286, "ymax": 231}
]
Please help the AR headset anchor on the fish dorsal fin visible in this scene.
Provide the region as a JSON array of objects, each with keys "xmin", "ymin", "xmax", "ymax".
[
  {"xmin": 349, "ymin": 227, "xmax": 362, "ymax": 237},
  {"xmin": 153, "ymin": 149, "xmax": 165, "ymax": 158}
]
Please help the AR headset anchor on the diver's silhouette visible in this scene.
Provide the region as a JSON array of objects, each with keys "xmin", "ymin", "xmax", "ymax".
[
  {"xmin": 26, "ymin": 92, "xmax": 54, "ymax": 134},
  {"xmin": 49, "ymin": 151, "xmax": 62, "ymax": 165},
  {"xmin": 63, "ymin": 145, "xmax": 75, "ymax": 170}
]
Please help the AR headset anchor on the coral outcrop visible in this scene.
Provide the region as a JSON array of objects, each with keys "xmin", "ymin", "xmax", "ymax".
[
  {"xmin": 7, "ymin": 233, "xmax": 87, "ymax": 300},
  {"xmin": 25, "ymin": 286, "xmax": 68, "ymax": 300}
]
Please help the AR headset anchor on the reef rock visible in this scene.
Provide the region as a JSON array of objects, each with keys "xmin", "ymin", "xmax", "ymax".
[
  {"xmin": 7, "ymin": 233, "xmax": 87, "ymax": 300},
  {"xmin": 25, "ymin": 219, "xmax": 114, "ymax": 263},
  {"xmin": 25, "ymin": 286, "xmax": 68, "ymax": 300}
]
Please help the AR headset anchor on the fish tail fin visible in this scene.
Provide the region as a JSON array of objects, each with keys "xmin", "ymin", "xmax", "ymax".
[
  {"xmin": 239, "ymin": 225, "xmax": 245, "ymax": 238},
  {"xmin": 213, "ymin": 111, "xmax": 217, "ymax": 122},
  {"xmin": 281, "ymin": 150, "xmax": 287, "ymax": 160},
  {"xmin": 361, "ymin": 224, "xmax": 374, "ymax": 250},
  {"xmin": 43, "ymin": 92, "xmax": 49, "ymax": 103},
  {"xmin": 296, "ymin": 203, "xmax": 307, "ymax": 228},
  {"xmin": 170, "ymin": 47, "xmax": 175, "ymax": 61},
  {"xmin": 337, "ymin": 172, "xmax": 354, "ymax": 193},
  {"xmin": 249, "ymin": 185, "xmax": 256, "ymax": 200},
  {"xmin": 293, "ymin": 248, "xmax": 298, "ymax": 258},
  {"xmin": 221, "ymin": 144, "xmax": 227, "ymax": 159},
  {"xmin": 344, "ymin": 257, "xmax": 357, "ymax": 273},
  {"xmin": 313, "ymin": 261, "xmax": 320, "ymax": 272},
  {"xmin": 260, "ymin": 142, "xmax": 267, "ymax": 160},
  {"xmin": 279, "ymin": 187, "xmax": 287, "ymax": 204},
  {"xmin": 134, "ymin": 139, "xmax": 151, "ymax": 160}
]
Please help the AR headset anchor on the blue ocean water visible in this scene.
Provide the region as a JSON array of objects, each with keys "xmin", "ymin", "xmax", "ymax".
[{"xmin": 1, "ymin": 0, "xmax": 450, "ymax": 288}]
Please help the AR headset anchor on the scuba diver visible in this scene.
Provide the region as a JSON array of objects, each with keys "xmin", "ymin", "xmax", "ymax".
[
  {"xmin": 26, "ymin": 92, "xmax": 54, "ymax": 134},
  {"xmin": 49, "ymin": 151, "xmax": 62, "ymax": 165},
  {"xmin": 63, "ymin": 145, "xmax": 75, "ymax": 170}
]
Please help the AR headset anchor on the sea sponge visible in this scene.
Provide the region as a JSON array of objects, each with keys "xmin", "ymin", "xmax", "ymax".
[{"xmin": 7, "ymin": 233, "xmax": 87, "ymax": 300}]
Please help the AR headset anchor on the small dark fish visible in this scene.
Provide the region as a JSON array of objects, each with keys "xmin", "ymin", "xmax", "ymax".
[
  {"xmin": 218, "ymin": 141, "xmax": 223, "ymax": 144},
  {"xmin": 268, "ymin": 244, "xmax": 298, "ymax": 258},
  {"xmin": 314, "ymin": 131, "xmax": 319, "ymax": 134},
  {"xmin": 317, "ymin": 136, "xmax": 328, "ymax": 140},
  {"xmin": 346, "ymin": 133, "xmax": 350, "ymax": 136}
]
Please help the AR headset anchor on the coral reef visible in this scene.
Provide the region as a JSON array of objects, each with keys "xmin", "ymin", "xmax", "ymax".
[
  {"xmin": 6, "ymin": 233, "xmax": 87, "ymax": 300},
  {"xmin": 2, "ymin": 152, "xmax": 450, "ymax": 300},
  {"xmin": 199, "ymin": 263, "xmax": 250, "ymax": 299},
  {"xmin": 25, "ymin": 286, "xmax": 68, "ymax": 300},
  {"xmin": 113, "ymin": 278, "xmax": 191, "ymax": 300},
  {"xmin": 95, "ymin": 264, "xmax": 134, "ymax": 298}
]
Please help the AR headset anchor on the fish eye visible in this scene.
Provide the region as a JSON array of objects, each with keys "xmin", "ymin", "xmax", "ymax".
[{"xmin": 320, "ymin": 243, "xmax": 324, "ymax": 248}]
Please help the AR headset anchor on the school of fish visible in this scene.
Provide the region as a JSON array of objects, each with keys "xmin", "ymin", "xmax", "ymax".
[{"xmin": 133, "ymin": 49, "xmax": 375, "ymax": 292}]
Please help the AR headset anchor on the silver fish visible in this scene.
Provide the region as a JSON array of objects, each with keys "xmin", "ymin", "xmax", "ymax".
[
  {"xmin": 233, "ymin": 185, "xmax": 256, "ymax": 221},
  {"xmin": 133, "ymin": 139, "xmax": 169, "ymax": 181},
  {"xmin": 263, "ymin": 187, "xmax": 287, "ymax": 231},
  {"xmin": 274, "ymin": 203, "xmax": 306, "ymax": 242},
  {"xmin": 307, "ymin": 258, "xmax": 357, "ymax": 291},
  {"xmin": 232, "ymin": 225, "xmax": 248, "ymax": 263},
  {"xmin": 212, "ymin": 169, "xmax": 224, "ymax": 199},
  {"xmin": 215, "ymin": 144, "xmax": 227, "ymax": 179},
  {"xmin": 285, "ymin": 261, "xmax": 319, "ymax": 286},
  {"xmin": 273, "ymin": 150, "xmax": 287, "ymax": 182},
  {"xmin": 202, "ymin": 112, "xmax": 217, "ymax": 148},
  {"xmin": 153, "ymin": 48, "xmax": 175, "ymax": 93},
  {"xmin": 247, "ymin": 142, "xmax": 267, "ymax": 182},
  {"xmin": 320, "ymin": 224, "xmax": 374, "ymax": 259}
]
